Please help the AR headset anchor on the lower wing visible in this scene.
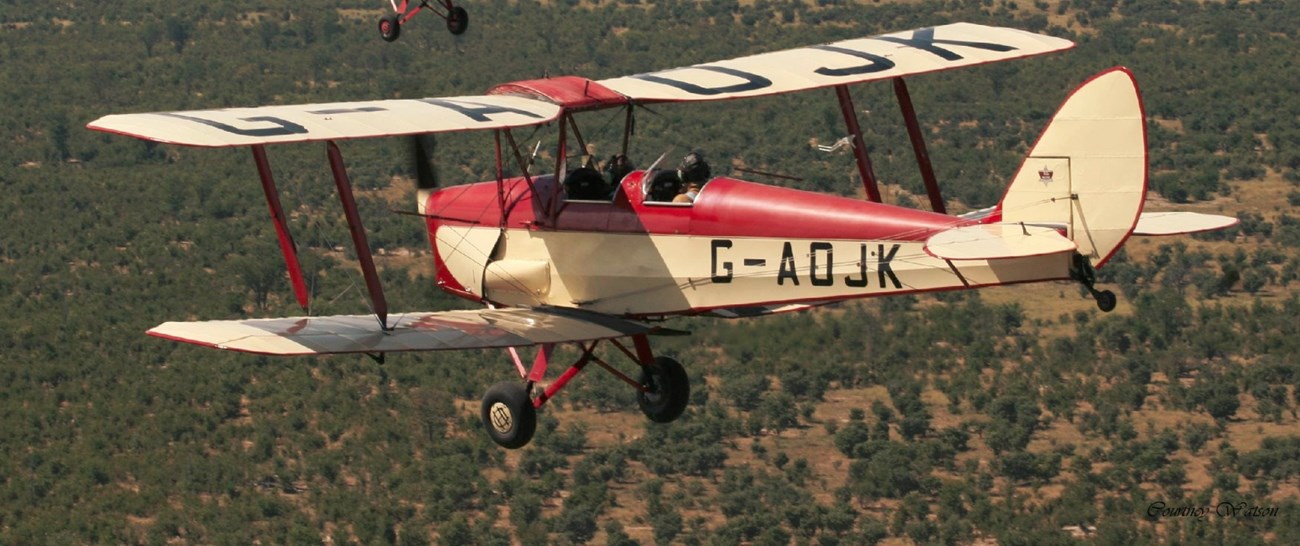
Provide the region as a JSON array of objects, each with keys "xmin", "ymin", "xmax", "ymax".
[{"xmin": 149, "ymin": 307, "xmax": 654, "ymax": 356}]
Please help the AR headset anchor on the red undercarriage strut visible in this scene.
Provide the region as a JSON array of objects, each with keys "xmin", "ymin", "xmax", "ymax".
[{"xmin": 522, "ymin": 335, "xmax": 656, "ymax": 409}]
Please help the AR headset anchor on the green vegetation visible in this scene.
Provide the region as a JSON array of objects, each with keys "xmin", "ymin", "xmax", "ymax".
[{"xmin": 2, "ymin": 0, "xmax": 1299, "ymax": 543}]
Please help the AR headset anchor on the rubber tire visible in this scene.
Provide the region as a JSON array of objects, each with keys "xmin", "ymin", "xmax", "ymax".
[
  {"xmin": 481, "ymin": 381, "xmax": 536, "ymax": 449},
  {"xmin": 1095, "ymin": 289, "xmax": 1117, "ymax": 313},
  {"xmin": 379, "ymin": 14, "xmax": 401, "ymax": 42},
  {"xmin": 637, "ymin": 356, "xmax": 690, "ymax": 423},
  {"xmin": 447, "ymin": 6, "xmax": 468, "ymax": 35}
]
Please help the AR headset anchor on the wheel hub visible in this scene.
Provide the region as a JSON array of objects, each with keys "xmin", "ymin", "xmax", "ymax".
[
  {"xmin": 642, "ymin": 376, "xmax": 663, "ymax": 404},
  {"xmin": 489, "ymin": 402, "xmax": 513, "ymax": 433}
]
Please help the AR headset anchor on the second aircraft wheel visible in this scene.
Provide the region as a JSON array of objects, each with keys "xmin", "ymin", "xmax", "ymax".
[
  {"xmin": 637, "ymin": 356, "xmax": 690, "ymax": 423},
  {"xmin": 378, "ymin": 14, "xmax": 401, "ymax": 42},
  {"xmin": 446, "ymin": 6, "xmax": 469, "ymax": 35},
  {"xmin": 481, "ymin": 381, "xmax": 536, "ymax": 449}
]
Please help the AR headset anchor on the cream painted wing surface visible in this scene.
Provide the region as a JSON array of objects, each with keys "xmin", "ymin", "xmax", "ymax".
[
  {"xmin": 1133, "ymin": 212, "xmax": 1239, "ymax": 236},
  {"xmin": 148, "ymin": 307, "xmax": 653, "ymax": 356},
  {"xmin": 924, "ymin": 222, "xmax": 1077, "ymax": 261},
  {"xmin": 598, "ymin": 23, "xmax": 1074, "ymax": 103},
  {"xmin": 87, "ymin": 95, "xmax": 562, "ymax": 147}
]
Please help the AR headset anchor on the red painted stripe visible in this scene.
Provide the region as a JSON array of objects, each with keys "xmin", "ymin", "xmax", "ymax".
[{"xmin": 425, "ymin": 174, "xmax": 966, "ymax": 241}]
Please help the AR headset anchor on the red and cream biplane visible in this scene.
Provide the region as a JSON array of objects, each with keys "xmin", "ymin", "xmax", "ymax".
[{"xmin": 89, "ymin": 23, "xmax": 1236, "ymax": 448}]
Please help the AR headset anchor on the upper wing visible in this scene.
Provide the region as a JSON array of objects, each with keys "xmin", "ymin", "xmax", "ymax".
[
  {"xmin": 86, "ymin": 95, "xmax": 562, "ymax": 147},
  {"xmin": 924, "ymin": 222, "xmax": 1077, "ymax": 261},
  {"xmin": 148, "ymin": 307, "xmax": 654, "ymax": 356},
  {"xmin": 598, "ymin": 23, "xmax": 1074, "ymax": 103},
  {"xmin": 87, "ymin": 24, "xmax": 1068, "ymax": 146}
]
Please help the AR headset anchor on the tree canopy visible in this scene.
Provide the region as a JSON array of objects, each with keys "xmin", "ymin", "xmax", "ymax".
[{"xmin": 2, "ymin": 0, "xmax": 1299, "ymax": 543}]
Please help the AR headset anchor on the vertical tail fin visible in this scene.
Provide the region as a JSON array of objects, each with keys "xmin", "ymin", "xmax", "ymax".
[{"xmin": 997, "ymin": 67, "xmax": 1147, "ymax": 268}]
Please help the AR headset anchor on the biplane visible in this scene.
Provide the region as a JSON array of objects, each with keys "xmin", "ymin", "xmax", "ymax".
[
  {"xmin": 88, "ymin": 23, "xmax": 1237, "ymax": 449},
  {"xmin": 378, "ymin": 0, "xmax": 468, "ymax": 42}
]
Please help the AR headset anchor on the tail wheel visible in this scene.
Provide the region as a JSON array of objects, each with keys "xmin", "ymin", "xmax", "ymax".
[
  {"xmin": 378, "ymin": 14, "xmax": 401, "ymax": 42},
  {"xmin": 481, "ymin": 382, "xmax": 536, "ymax": 449},
  {"xmin": 446, "ymin": 6, "xmax": 468, "ymax": 35},
  {"xmin": 637, "ymin": 356, "xmax": 690, "ymax": 423},
  {"xmin": 1095, "ymin": 289, "xmax": 1117, "ymax": 313}
]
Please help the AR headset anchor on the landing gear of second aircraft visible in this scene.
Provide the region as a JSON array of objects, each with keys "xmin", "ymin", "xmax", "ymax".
[{"xmin": 378, "ymin": 1, "xmax": 469, "ymax": 42}]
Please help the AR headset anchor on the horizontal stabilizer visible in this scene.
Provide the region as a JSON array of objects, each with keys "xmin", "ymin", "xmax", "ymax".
[
  {"xmin": 1133, "ymin": 211, "xmax": 1238, "ymax": 236},
  {"xmin": 925, "ymin": 222, "xmax": 1077, "ymax": 261},
  {"xmin": 148, "ymin": 307, "xmax": 652, "ymax": 356}
]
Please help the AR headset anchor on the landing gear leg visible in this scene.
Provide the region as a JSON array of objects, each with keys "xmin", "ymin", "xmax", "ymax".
[
  {"xmin": 1071, "ymin": 253, "xmax": 1117, "ymax": 313},
  {"xmin": 476, "ymin": 334, "xmax": 692, "ymax": 449}
]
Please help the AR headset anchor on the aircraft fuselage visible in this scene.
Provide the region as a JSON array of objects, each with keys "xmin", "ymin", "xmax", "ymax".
[{"xmin": 425, "ymin": 171, "xmax": 1072, "ymax": 317}]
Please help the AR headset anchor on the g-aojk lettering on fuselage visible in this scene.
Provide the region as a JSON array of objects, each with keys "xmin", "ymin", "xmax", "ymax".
[{"xmin": 710, "ymin": 239, "xmax": 903, "ymax": 289}]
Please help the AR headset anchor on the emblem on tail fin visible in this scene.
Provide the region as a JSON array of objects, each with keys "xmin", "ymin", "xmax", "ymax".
[{"xmin": 1038, "ymin": 167, "xmax": 1054, "ymax": 184}]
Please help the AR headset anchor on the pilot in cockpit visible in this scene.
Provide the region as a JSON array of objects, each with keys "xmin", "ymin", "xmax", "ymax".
[
  {"xmin": 672, "ymin": 151, "xmax": 710, "ymax": 204},
  {"xmin": 565, "ymin": 146, "xmax": 607, "ymax": 201},
  {"xmin": 605, "ymin": 153, "xmax": 634, "ymax": 188}
]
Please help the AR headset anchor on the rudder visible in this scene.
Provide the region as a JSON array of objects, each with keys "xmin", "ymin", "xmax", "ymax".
[{"xmin": 997, "ymin": 67, "xmax": 1147, "ymax": 268}]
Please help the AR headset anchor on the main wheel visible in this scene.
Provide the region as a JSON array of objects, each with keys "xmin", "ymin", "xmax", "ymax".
[
  {"xmin": 481, "ymin": 382, "xmax": 536, "ymax": 449},
  {"xmin": 446, "ymin": 6, "xmax": 468, "ymax": 35},
  {"xmin": 378, "ymin": 14, "xmax": 401, "ymax": 42},
  {"xmin": 637, "ymin": 356, "xmax": 690, "ymax": 423},
  {"xmin": 1095, "ymin": 289, "xmax": 1117, "ymax": 313}
]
